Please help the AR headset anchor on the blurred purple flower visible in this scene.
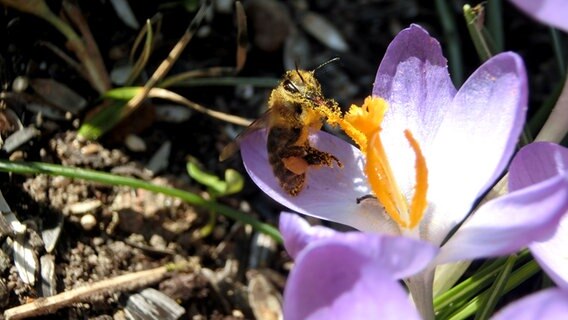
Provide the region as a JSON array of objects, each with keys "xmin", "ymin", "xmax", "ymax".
[
  {"xmin": 280, "ymin": 212, "xmax": 436, "ymax": 320},
  {"xmin": 512, "ymin": 143, "xmax": 568, "ymax": 288},
  {"xmin": 509, "ymin": 0, "xmax": 568, "ymax": 33},
  {"xmin": 492, "ymin": 288, "xmax": 568, "ymax": 320}
]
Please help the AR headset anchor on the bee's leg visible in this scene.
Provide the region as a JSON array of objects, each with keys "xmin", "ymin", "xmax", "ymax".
[
  {"xmin": 280, "ymin": 173, "xmax": 305, "ymax": 196},
  {"xmin": 278, "ymin": 146, "xmax": 309, "ymax": 174},
  {"xmin": 303, "ymin": 146, "xmax": 343, "ymax": 168},
  {"xmin": 270, "ymin": 146, "xmax": 307, "ymax": 196}
]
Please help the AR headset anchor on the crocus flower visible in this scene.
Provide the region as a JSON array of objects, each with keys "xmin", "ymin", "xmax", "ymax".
[
  {"xmin": 280, "ymin": 143, "xmax": 568, "ymax": 319},
  {"xmin": 509, "ymin": 0, "xmax": 568, "ymax": 33},
  {"xmin": 280, "ymin": 212, "xmax": 437, "ymax": 320},
  {"xmin": 241, "ymin": 25, "xmax": 568, "ymax": 317}
]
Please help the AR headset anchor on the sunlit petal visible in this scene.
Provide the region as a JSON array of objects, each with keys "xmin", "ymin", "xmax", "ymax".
[
  {"xmin": 509, "ymin": 142, "xmax": 568, "ymax": 288},
  {"xmin": 284, "ymin": 242, "xmax": 420, "ymax": 320},
  {"xmin": 280, "ymin": 214, "xmax": 438, "ymax": 279},
  {"xmin": 492, "ymin": 288, "xmax": 568, "ymax": 320},
  {"xmin": 426, "ymin": 52, "xmax": 528, "ymax": 245},
  {"xmin": 241, "ymin": 130, "xmax": 399, "ymax": 234},
  {"xmin": 509, "ymin": 0, "xmax": 568, "ymax": 33},
  {"xmin": 279, "ymin": 212, "xmax": 337, "ymax": 259},
  {"xmin": 435, "ymin": 173, "xmax": 568, "ymax": 264},
  {"xmin": 373, "ymin": 24, "xmax": 456, "ymax": 218}
]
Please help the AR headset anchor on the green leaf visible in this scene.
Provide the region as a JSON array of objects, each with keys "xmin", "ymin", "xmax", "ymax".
[
  {"xmin": 0, "ymin": 159, "xmax": 282, "ymax": 243},
  {"xmin": 103, "ymin": 87, "xmax": 144, "ymax": 100},
  {"xmin": 78, "ymin": 100, "xmax": 126, "ymax": 140},
  {"xmin": 463, "ymin": 4, "xmax": 493, "ymax": 62},
  {"xmin": 186, "ymin": 159, "xmax": 225, "ymax": 194},
  {"xmin": 223, "ymin": 169, "xmax": 244, "ymax": 195}
]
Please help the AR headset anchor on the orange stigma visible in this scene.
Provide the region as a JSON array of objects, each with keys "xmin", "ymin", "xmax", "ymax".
[{"xmin": 338, "ymin": 97, "xmax": 429, "ymax": 229}]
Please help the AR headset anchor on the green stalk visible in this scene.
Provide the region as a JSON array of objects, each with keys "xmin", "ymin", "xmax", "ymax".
[
  {"xmin": 446, "ymin": 260, "xmax": 540, "ymax": 320},
  {"xmin": 463, "ymin": 4, "xmax": 493, "ymax": 61},
  {"xmin": 434, "ymin": 257, "xmax": 507, "ymax": 310},
  {"xmin": 435, "ymin": 0, "xmax": 464, "ymax": 85},
  {"xmin": 0, "ymin": 0, "xmax": 108, "ymax": 93},
  {"xmin": 0, "ymin": 160, "xmax": 282, "ymax": 243},
  {"xmin": 474, "ymin": 254, "xmax": 517, "ymax": 320},
  {"xmin": 550, "ymin": 28, "xmax": 567, "ymax": 75},
  {"xmin": 486, "ymin": 0, "xmax": 504, "ymax": 53}
]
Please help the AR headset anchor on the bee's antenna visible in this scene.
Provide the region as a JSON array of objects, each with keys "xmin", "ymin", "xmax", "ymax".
[
  {"xmin": 314, "ymin": 57, "xmax": 340, "ymax": 74},
  {"xmin": 295, "ymin": 61, "xmax": 307, "ymax": 83}
]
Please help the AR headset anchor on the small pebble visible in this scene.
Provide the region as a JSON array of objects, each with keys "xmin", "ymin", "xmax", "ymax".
[
  {"xmin": 149, "ymin": 234, "xmax": 166, "ymax": 250},
  {"xmin": 80, "ymin": 214, "xmax": 97, "ymax": 231},
  {"xmin": 124, "ymin": 134, "xmax": 147, "ymax": 152}
]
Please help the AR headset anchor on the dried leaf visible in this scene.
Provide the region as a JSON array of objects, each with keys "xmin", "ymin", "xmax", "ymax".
[
  {"xmin": 155, "ymin": 105, "xmax": 192, "ymax": 123},
  {"xmin": 124, "ymin": 288, "xmax": 185, "ymax": 320},
  {"xmin": 299, "ymin": 12, "xmax": 349, "ymax": 52},
  {"xmin": 13, "ymin": 236, "xmax": 38, "ymax": 285},
  {"xmin": 0, "ymin": 191, "xmax": 26, "ymax": 235},
  {"xmin": 29, "ymin": 78, "xmax": 87, "ymax": 114},
  {"xmin": 247, "ymin": 270, "xmax": 283, "ymax": 320},
  {"xmin": 40, "ymin": 254, "xmax": 56, "ymax": 297},
  {"xmin": 109, "ymin": 0, "xmax": 139, "ymax": 29},
  {"xmin": 146, "ymin": 141, "xmax": 171, "ymax": 174},
  {"xmin": 2, "ymin": 127, "xmax": 40, "ymax": 153},
  {"xmin": 41, "ymin": 212, "xmax": 63, "ymax": 253}
]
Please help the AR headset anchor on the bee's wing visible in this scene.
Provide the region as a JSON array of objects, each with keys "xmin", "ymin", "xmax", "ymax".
[{"xmin": 219, "ymin": 109, "xmax": 272, "ymax": 161}]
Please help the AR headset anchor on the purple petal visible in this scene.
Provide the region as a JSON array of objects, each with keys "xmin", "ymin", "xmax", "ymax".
[
  {"xmin": 509, "ymin": 142, "xmax": 568, "ymax": 191},
  {"xmin": 241, "ymin": 130, "xmax": 398, "ymax": 233},
  {"xmin": 371, "ymin": 24, "xmax": 528, "ymax": 247},
  {"xmin": 492, "ymin": 288, "xmax": 568, "ymax": 320},
  {"xmin": 372, "ymin": 25, "xmax": 456, "ymax": 217},
  {"xmin": 435, "ymin": 171, "xmax": 568, "ymax": 264},
  {"xmin": 530, "ymin": 218, "xmax": 568, "ymax": 289},
  {"xmin": 509, "ymin": 143, "xmax": 568, "ymax": 288},
  {"xmin": 426, "ymin": 52, "xmax": 528, "ymax": 246},
  {"xmin": 279, "ymin": 212, "xmax": 337, "ymax": 259},
  {"xmin": 509, "ymin": 0, "xmax": 568, "ymax": 33},
  {"xmin": 280, "ymin": 213, "xmax": 438, "ymax": 279},
  {"xmin": 373, "ymin": 24, "xmax": 456, "ymax": 147},
  {"xmin": 284, "ymin": 240, "xmax": 420, "ymax": 320}
]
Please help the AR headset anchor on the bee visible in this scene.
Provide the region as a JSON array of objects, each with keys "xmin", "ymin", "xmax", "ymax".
[{"xmin": 220, "ymin": 63, "xmax": 343, "ymax": 196}]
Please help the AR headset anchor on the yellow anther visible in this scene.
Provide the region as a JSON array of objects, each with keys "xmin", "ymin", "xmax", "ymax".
[{"xmin": 404, "ymin": 130, "xmax": 428, "ymax": 229}]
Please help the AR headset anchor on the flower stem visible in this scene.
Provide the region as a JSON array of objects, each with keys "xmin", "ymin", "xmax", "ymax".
[
  {"xmin": 474, "ymin": 253, "xmax": 517, "ymax": 320},
  {"xmin": 535, "ymin": 72, "xmax": 568, "ymax": 142},
  {"xmin": 550, "ymin": 28, "xmax": 567, "ymax": 75},
  {"xmin": 463, "ymin": 4, "xmax": 493, "ymax": 62},
  {"xmin": 486, "ymin": 0, "xmax": 504, "ymax": 53},
  {"xmin": 434, "ymin": 257, "xmax": 506, "ymax": 310},
  {"xmin": 445, "ymin": 259, "xmax": 540, "ymax": 320}
]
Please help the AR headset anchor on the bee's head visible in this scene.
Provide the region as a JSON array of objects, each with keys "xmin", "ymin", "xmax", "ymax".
[{"xmin": 281, "ymin": 70, "xmax": 323, "ymax": 105}]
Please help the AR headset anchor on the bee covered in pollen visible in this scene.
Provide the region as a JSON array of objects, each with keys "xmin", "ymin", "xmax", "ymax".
[{"xmin": 220, "ymin": 62, "xmax": 344, "ymax": 196}]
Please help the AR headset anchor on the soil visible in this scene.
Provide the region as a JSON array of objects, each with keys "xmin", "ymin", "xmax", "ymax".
[{"xmin": 0, "ymin": 0, "xmax": 561, "ymax": 319}]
